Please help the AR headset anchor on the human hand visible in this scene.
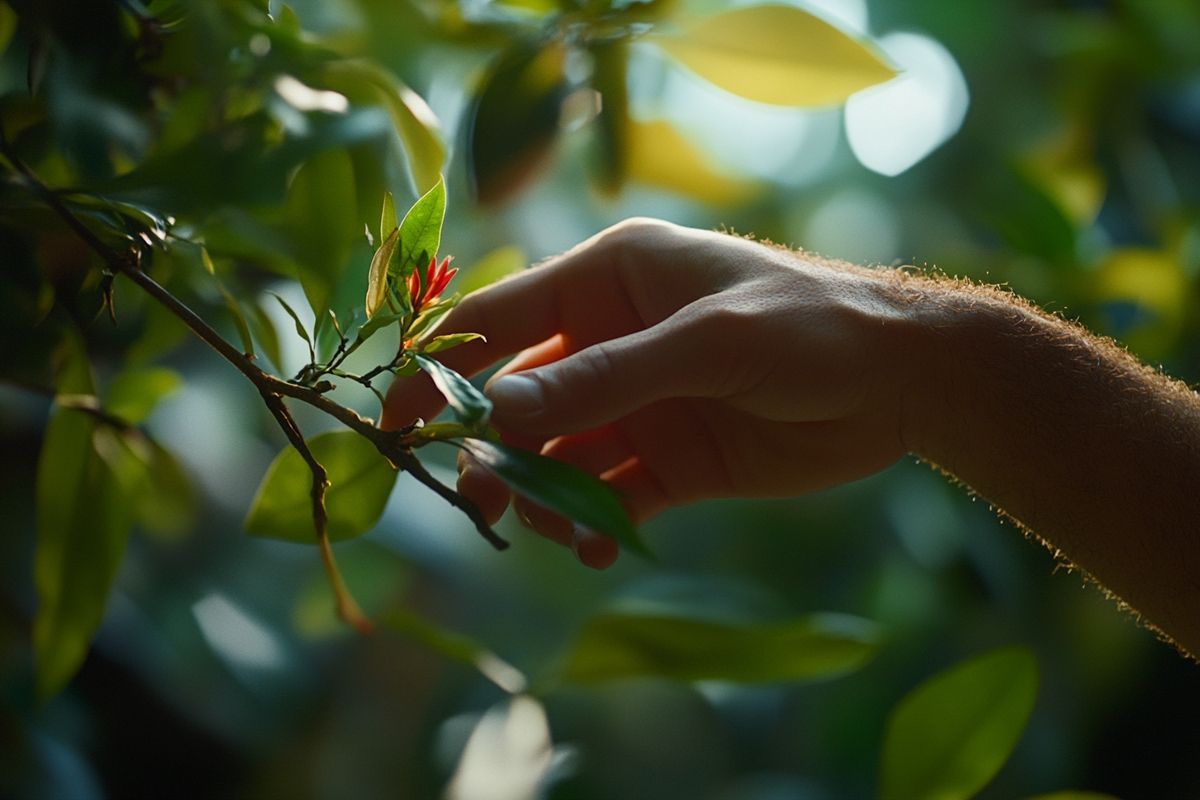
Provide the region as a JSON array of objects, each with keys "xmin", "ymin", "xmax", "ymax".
[{"xmin": 383, "ymin": 218, "xmax": 929, "ymax": 568}]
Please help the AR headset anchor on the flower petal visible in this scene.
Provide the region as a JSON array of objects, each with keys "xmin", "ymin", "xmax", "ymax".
[
  {"xmin": 407, "ymin": 270, "xmax": 421, "ymax": 306},
  {"xmin": 433, "ymin": 267, "xmax": 458, "ymax": 299}
]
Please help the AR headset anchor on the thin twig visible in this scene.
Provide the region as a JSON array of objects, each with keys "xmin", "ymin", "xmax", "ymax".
[
  {"xmin": 1, "ymin": 142, "xmax": 510, "ymax": 635},
  {"xmin": 391, "ymin": 449, "xmax": 509, "ymax": 550},
  {"xmin": 5, "ymin": 380, "xmax": 145, "ymax": 436},
  {"xmin": 262, "ymin": 393, "xmax": 374, "ymax": 635},
  {"xmin": 55, "ymin": 394, "xmax": 139, "ymax": 433}
]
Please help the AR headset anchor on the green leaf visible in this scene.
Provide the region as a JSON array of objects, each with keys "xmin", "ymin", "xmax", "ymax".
[
  {"xmin": 382, "ymin": 608, "xmax": 527, "ymax": 693},
  {"xmin": 356, "ymin": 311, "xmax": 405, "ymax": 345},
  {"xmin": 34, "ymin": 338, "xmax": 135, "ymax": 699},
  {"xmin": 0, "ymin": 2, "xmax": 17, "ymax": 56},
  {"xmin": 609, "ymin": 0, "xmax": 677, "ymax": 23},
  {"xmin": 277, "ymin": 4, "xmax": 302, "ymax": 36},
  {"xmin": 560, "ymin": 611, "xmax": 879, "ymax": 684},
  {"xmin": 244, "ymin": 430, "xmax": 399, "ymax": 543},
  {"xmin": 415, "ymin": 354, "xmax": 492, "ymax": 429},
  {"xmin": 286, "ymin": 148, "xmax": 359, "ymax": 313},
  {"xmin": 365, "ymin": 226, "xmax": 400, "ymax": 319},
  {"xmin": 879, "ymin": 646, "xmax": 1039, "ymax": 800},
  {"xmin": 103, "ymin": 367, "xmax": 182, "ymax": 424},
  {"xmin": 393, "ymin": 357, "xmax": 421, "ymax": 377},
  {"xmin": 458, "ymin": 438, "xmax": 647, "ymax": 555},
  {"xmin": 270, "ymin": 291, "xmax": 314, "ymax": 353},
  {"xmin": 319, "ymin": 60, "xmax": 446, "ymax": 194},
  {"xmin": 200, "ymin": 246, "xmax": 216, "ymax": 275},
  {"xmin": 468, "ymin": 41, "xmax": 569, "ymax": 205},
  {"xmin": 420, "ymin": 332, "xmax": 485, "ymax": 354},
  {"xmin": 133, "ymin": 440, "xmax": 196, "ymax": 540},
  {"xmin": 973, "ymin": 165, "xmax": 1078, "ymax": 266},
  {"xmin": 406, "ymin": 294, "xmax": 459, "ymax": 341},
  {"xmin": 380, "ymin": 84, "xmax": 445, "ymax": 195},
  {"xmin": 653, "ymin": 5, "xmax": 895, "ymax": 107},
  {"xmin": 108, "ymin": 110, "xmax": 388, "ymax": 217},
  {"xmin": 407, "ymin": 421, "xmax": 485, "ymax": 445},
  {"xmin": 396, "ymin": 176, "xmax": 446, "ymax": 281},
  {"xmin": 218, "ymin": 285, "xmax": 256, "ymax": 357},
  {"xmin": 248, "ymin": 300, "xmax": 284, "ymax": 371},
  {"xmin": 380, "ymin": 191, "xmax": 397, "ymax": 244}
]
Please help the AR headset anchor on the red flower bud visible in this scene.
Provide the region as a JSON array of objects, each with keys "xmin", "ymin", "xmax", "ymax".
[{"xmin": 409, "ymin": 255, "xmax": 457, "ymax": 312}]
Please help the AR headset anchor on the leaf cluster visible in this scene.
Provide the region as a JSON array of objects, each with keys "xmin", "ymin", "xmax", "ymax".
[{"xmin": 459, "ymin": 0, "xmax": 896, "ymax": 205}]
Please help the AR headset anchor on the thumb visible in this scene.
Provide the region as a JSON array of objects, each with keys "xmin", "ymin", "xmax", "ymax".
[{"xmin": 485, "ymin": 316, "xmax": 713, "ymax": 436}]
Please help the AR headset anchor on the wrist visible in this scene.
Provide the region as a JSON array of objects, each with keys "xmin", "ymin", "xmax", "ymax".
[{"xmin": 891, "ymin": 279, "xmax": 1030, "ymax": 460}]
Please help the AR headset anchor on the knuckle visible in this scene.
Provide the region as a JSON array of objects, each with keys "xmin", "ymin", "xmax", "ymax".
[
  {"xmin": 596, "ymin": 217, "xmax": 675, "ymax": 257},
  {"xmin": 693, "ymin": 299, "xmax": 766, "ymax": 340},
  {"xmin": 575, "ymin": 343, "xmax": 618, "ymax": 386},
  {"xmin": 608, "ymin": 216, "xmax": 671, "ymax": 239},
  {"xmin": 542, "ymin": 343, "xmax": 616, "ymax": 402}
]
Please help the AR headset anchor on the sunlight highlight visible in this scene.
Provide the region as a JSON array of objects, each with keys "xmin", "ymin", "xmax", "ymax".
[
  {"xmin": 844, "ymin": 32, "xmax": 969, "ymax": 176},
  {"xmin": 193, "ymin": 593, "xmax": 286, "ymax": 671}
]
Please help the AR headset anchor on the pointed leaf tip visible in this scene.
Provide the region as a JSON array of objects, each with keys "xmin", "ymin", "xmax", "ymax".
[
  {"xmin": 654, "ymin": 5, "xmax": 896, "ymax": 107},
  {"xmin": 366, "ymin": 227, "xmax": 401, "ymax": 319},
  {"xmin": 459, "ymin": 438, "xmax": 648, "ymax": 556},
  {"xmin": 396, "ymin": 176, "xmax": 447, "ymax": 282},
  {"xmin": 879, "ymin": 646, "xmax": 1039, "ymax": 800},
  {"xmin": 380, "ymin": 191, "xmax": 397, "ymax": 244},
  {"xmin": 414, "ymin": 354, "xmax": 492, "ymax": 429}
]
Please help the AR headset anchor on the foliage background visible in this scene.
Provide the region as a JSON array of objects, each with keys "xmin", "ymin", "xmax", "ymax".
[{"xmin": 2, "ymin": 0, "xmax": 1199, "ymax": 797}]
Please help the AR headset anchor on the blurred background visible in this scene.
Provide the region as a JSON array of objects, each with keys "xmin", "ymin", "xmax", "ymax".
[{"xmin": 2, "ymin": 0, "xmax": 1199, "ymax": 797}]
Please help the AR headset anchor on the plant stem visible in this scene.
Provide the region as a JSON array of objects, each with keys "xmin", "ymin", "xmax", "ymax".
[
  {"xmin": 2, "ymin": 142, "xmax": 510, "ymax": 635},
  {"xmin": 262, "ymin": 392, "xmax": 374, "ymax": 635}
]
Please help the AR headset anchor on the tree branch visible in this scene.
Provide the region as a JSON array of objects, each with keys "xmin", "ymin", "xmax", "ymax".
[
  {"xmin": 390, "ymin": 449, "xmax": 509, "ymax": 550},
  {"xmin": 2, "ymin": 139, "xmax": 509, "ymax": 634},
  {"xmin": 262, "ymin": 392, "xmax": 374, "ymax": 635},
  {"xmin": 3, "ymin": 381, "xmax": 159, "ymax": 444}
]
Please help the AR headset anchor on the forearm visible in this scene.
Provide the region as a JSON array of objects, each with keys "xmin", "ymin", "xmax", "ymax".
[{"xmin": 902, "ymin": 285, "xmax": 1200, "ymax": 657}]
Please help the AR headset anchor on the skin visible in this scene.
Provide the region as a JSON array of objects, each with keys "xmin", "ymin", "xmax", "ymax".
[{"xmin": 382, "ymin": 218, "xmax": 1200, "ymax": 659}]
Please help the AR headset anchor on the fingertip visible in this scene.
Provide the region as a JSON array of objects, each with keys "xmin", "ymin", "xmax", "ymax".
[
  {"xmin": 456, "ymin": 461, "xmax": 510, "ymax": 527},
  {"xmin": 382, "ymin": 373, "xmax": 445, "ymax": 431},
  {"xmin": 486, "ymin": 373, "xmax": 545, "ymax": 423},
  {"xmin": 571, "ymin": 527, "xmax": 620, "ymax": 570}
]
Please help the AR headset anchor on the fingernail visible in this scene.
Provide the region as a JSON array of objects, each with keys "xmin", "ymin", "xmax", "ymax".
[
  {"xmin": 571, "ymin": 525, "xmax": 618, "ymax": 570},
  {"xmin": 516, "ymin": 507, "xmax": 534, "ymax": 529},
  {"xmin": 487, "ymin": 374, "xmax": 544, "ymax": 418}
]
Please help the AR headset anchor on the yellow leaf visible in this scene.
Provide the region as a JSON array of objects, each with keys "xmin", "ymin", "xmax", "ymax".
[
  {"xmin": 625, "ymin": 120, "xmax": 760, "ymax": 205},
  {"xmin": 389, "ymin": 82, "xmax": 447, "ymax": 194},
  {"xmin": 653, "ymin": 4, "xmax": 895, "ymax": 107},
  {"xmin": 320, "ymin": 61, "xmax": 446, "ymax": 194},
  {"xmin": 0, "ymin": 2, "xmax": 15, "ymax": 56},
  {"xmin": 1096, "ymin": 248, "xmax": 1185, "ymax": 317},
  {"xmin": 1020, "ymin": 128, "xmax": 1106, "ymax": 225},
  {"xmin": 365, "ymin": 227, "xmax": 400, "ymax": 319},
  {"xmin": 1094, "ymin": 248, "xmax": 1187, "ymax": 358},
  {"xmin": 1041, "ymin": 160, "xmax": 1104, "ymax": 226}
]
